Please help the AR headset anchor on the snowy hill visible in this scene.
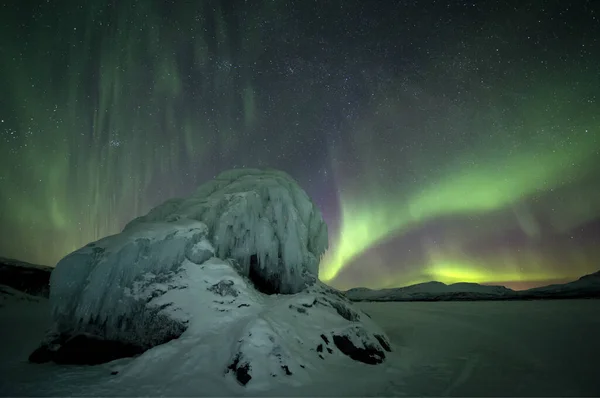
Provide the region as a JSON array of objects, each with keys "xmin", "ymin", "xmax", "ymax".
[
  {"xmin": 25, "ymin": 169, "xmax": 392, "ymax": 393},
  {"xmin": 345, "ymin": 271, "xmax": 600, "ymax": 302},
  {"xmin": 0, "ymin": 257, "xmax": 52, "ymax": 298},
  {"xmin": 518, "ymin": 270, "xmax": 600, "ymax": 300}
]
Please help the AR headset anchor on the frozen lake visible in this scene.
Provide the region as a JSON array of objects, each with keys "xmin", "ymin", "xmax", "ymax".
[
  {"xmin": 356, "ymin": 300, "xmax": 600, "ymax": 396},
  {"xmin": 1, "ymin": 296, "xmax": 599, "ymax": 396}
]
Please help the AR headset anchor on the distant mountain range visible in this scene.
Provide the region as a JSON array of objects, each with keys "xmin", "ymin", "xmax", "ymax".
[
  {"xmin": 345, "ymin": 270, "xmax": 600, "ymax": 302},
  {"xmin": 1, "ymin": 256, "xmax": 599, "ymax": 302},
  {"xmin": 0, "ymin": 257, "xmax": 53, "ymax": 298}
]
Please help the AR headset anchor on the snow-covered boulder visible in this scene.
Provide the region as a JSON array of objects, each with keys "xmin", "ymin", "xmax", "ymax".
[{"xmin": 31, "ymin": 169, "xmax": 391, "ymax": 391}]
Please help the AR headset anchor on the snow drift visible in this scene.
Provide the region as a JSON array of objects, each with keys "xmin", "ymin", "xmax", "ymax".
[{"xmin": 31, "ymin": 169, "xmax": 391, "ymax": 391}]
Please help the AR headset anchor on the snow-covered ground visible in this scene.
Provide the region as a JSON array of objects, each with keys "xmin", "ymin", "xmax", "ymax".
[{"xmin": 1, "ymin": 292, "xmax": 599, "ymax": 396}]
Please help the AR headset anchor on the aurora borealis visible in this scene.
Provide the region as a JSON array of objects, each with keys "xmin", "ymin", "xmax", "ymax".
[{"xmin": 1, "ymin": 0, "xmax": 598, "ymax": 290}]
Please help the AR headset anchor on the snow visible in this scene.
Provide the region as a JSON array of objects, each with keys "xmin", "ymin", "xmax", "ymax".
[
  {"xmin": 103, "ymin": 258, "xmax": 391, "ymax": 392},
  {"xmin": 0, "ymin": 285, "xmax": 46, "ymax": 308},
  {"xmin": 2, "ymin": 294, "xmax": 600, "ymax": 396}
]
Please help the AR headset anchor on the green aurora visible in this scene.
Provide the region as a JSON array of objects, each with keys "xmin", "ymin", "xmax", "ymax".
[
  {"xmin": 321, "ymin": 75, "xmax": 600, "ymax": 289},
  {"xmin": 1, "ymin": 0, "xmax": 598, "ymax": 290}
]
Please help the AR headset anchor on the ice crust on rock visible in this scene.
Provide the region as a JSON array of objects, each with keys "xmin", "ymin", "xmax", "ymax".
[
  {"xmin": 125, "ymin": 168, "xmax": 328, "ymax": 294},
  {"xmin": 50, "ymin": 219, "xmax": 209, "ymax": 347}
]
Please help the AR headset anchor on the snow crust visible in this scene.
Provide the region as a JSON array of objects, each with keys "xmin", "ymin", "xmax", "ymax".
[{"xmin": 109, "ymin": 259, "xmax": 390, "ymax": 392}]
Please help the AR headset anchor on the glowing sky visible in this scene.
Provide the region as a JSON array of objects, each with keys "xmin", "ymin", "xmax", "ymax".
[{"xmin": 1, "ymin": 0, "xmax": 599, "ymax": 290}]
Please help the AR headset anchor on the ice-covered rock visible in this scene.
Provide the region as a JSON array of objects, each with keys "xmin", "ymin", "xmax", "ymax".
[
  {"xmin": 31, "ymin": 169, "xmax": 391, "ymax": 391},
  {"xmin": 125, "ymin": 168, "xmax": 328, "ymax": 295}
]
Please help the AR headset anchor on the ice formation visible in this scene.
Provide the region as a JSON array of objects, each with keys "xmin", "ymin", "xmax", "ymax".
[
  {"xmin": 124, "ymin": 168, "xmax": 328, "ymax": 294},
  {"xmin": 34, "ymin": 169, "xmax": 391, "ymax": 392}
]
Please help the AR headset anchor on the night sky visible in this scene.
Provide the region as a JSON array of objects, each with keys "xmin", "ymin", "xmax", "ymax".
[{"xmin": 1, "ymin": 0, "xmax": 599, "ymax": 290}]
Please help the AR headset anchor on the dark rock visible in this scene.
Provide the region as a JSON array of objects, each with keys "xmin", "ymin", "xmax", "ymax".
[
  {"xmin": 281, "ymin": 365, "xmax": 292, "ymax": 375},
  {"xmin": 237, "ymin": 303, "xmax": 250, "ymax": 308},
  {"xmin": 111, "ymin": 371, "xmax": 119, "ymax": 375},
  {"xmin": 91, "ymin": 246, "xmax": 105, "ymax": 255},
  {"xmin": 374, "ymin": 334, "xmax": 392, "ymax": 352},
  {"xmin": 316, "ymin": 344, "xmax": 323, "ymax": 352},
  {"xmin": 332, "ymin": 334, "xmax": 385, "ymax": 365},
  {"xmin": 108, "ymin": 306, "xmax": 187, "ymax": 348},
  {"xmin": 320, "ymin": 285, "xmax": 348, "ymax": 300},
  {"xmin": 318, "ymin": 354, "xmax": 324, "ymax": 360},
  {"xmin": 320, "ymin": 334, "xmax": 329, "ymax": 344},
  {"xmin": 29, "ymin": 334, "xmax": 145, "ymax": 365},
  {"xmin": 289, "ymin": 304, "xmax": 307, "ymax": 314},
  {"xmin": 301, "ymin": 298, "xmax": 317, "ymax": 308},
  {"xmin": 28, "ymin": 345, "xmax": 53, "ymax": 363},
  {"xmin": 208, "ymin": 280, "xmax": 238, "ymax": 297},
  {"xmin": 326, "ymin": 347, "xmax": 333, "ymax": 354},
  {"xmin": 185, "ymin": 244, "xmax": 213, "ymax": 265},
  {"xmin": 325, "ymin": 299, "xmax": 361, "ymax": 322},
  {"xmin": 227, "ymin": 355, "xmax": 252, "ymax": 386},
  {"xmin": 247, "ymin": 254, "xmax": 279, "ymax": 295}
]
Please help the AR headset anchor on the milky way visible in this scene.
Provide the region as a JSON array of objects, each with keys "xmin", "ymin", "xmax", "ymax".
[{"xmin": 1, "ymin": 0, "xmax": 598, "ymax": 290}]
